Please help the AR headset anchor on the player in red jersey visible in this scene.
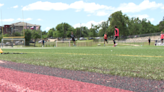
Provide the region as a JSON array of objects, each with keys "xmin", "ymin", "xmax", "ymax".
[
  {"xmin": 113, "ymin": 26, "xmax": 119, "ymax": 47},
  {"xmin": 161, "ymin": 31, "xmax": 164, "ymax": 44},
  {"xmin": 104, "ymin": 32, "xmax": 108, "ymax": 46}
]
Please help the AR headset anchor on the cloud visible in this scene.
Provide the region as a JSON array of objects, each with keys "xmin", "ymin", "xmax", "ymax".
[
  {"xmin": 0, "ymin": 3, "xmax": 4, "ymax": 7},
  {"xmin": 17, "ymin": 18, "xmax": 32, "ymax": 21},
  {"xmin": 116, "ymin": 0, "xmax": 163, "ymax": 13},
  {"xmin": 22, "ymin": 1, "xmax": 114, "ymax": 15},
  {"xmin": 22, "ymin": 1, "xmax": 69, "ymax": 11},
  {"xmin": 37, "ymin": 19, "xmax": 42, "ymax": 21},
  {"xmin": 87, "ymin": 14, "xmax": 91, "ymax": 16},
  {"xmin": 73, "ymin": 20, "xmax": 104, "ymax": 29},
  {"xmin": 22, "ymin": 0, "xmax": 164, "ymax": 17},
  {"xmin": 96, "ymin": 11, "xmax": 108, "ymax": 16},
  {"xmin": 13, "ymin": 5, "xmax": 18, "ymax": 8},
  {"xmin": 162, "ymin": 6, "xmax": 164, "ymax": 9},
  {"xmin": 45, "ymin": 27, "xmax": 51, "ymax": 31},
  {"xmin": 130, "ymin": 14, "xmax": 154, "ymax": 22},
  {"xmin": 1, "ymin": 18, "xmax": 14, "ymax": 22},
  {"xmin": 69, "ymin": 1, "xmax": 114, "ymax": 13}
]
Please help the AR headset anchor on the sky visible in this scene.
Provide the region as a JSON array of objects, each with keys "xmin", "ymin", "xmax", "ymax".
[{"xmin": 0, "ymin": 0, "xmax": 164, "ymax": 32}]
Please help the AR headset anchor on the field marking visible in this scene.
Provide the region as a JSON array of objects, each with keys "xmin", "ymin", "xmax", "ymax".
[
  {"xmin": 121, "ymin": 44, "xmax": 140, "ymax": 46},
  {"xmin": 26, "ymin": 52, "xmax": 163, "ymax": 58},
  {"xmin": 0, "ymin": 78, "xmax": 40, "ymax": 92},
  {"xmin": 55, "ymin": 53, "xmax": 163, "ymax": 58},
  {"xmin": 115, "ymin": 54, "xmax": 163, "ymax": 58},
  {"xmin": 2, "ymin": 51, "xmax": 163, "ymax": 58}
]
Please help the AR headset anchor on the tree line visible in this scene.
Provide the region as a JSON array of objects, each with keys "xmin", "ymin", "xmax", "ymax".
[
  {"xmin": 42, "ymin": 11, "xmax": 164, "ymax": 39},
  {"xmin": 23, "ymin": 11, "xmax": 164, "ymax": 46}
]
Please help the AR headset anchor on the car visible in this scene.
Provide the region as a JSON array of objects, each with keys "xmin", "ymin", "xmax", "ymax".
[
  {"xmin": 79, "ymin": 37, "xmax": 87, "ymax": 40},
  {"xmin": 15, "ymin": 41, "xmax": 22, "ymax": 45},
  {"xmin": 89, "ymin": 37, "xmax": 94, "ymax": 40},
  {"xmin": 30, "ymin": 40, "xmax": 35, "ymax": 43},
  {"xmin": 6, "ymin": 42, "xmax": 11, "ymax": 46},
  {"xmin": 70, "ymin": 38, "xmax": 77, "ymax": 41},
  {"xmin": 38, "ymin": 40, "xmax": 42, "ymax": 43},
  {"xmin": 95, "ymin": 37, "xmax": 101, "ymax": 39},
  {"xmin": 38, "ymin": 40, "xmax": 46, "ymax": 43}
]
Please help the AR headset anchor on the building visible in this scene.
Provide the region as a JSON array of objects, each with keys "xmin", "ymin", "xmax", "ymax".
[{"xmin": 2, "ymin": 22, "xmax": 41, "ymax": 36}]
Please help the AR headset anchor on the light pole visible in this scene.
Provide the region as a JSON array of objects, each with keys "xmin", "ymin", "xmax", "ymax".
[
  {"xmin": 41, "ymin": 30, "xmax": 42, "ymax": 40},
  {"xmin": 80, "ymin": 23, "xmax": 81, "ymax": 37}
]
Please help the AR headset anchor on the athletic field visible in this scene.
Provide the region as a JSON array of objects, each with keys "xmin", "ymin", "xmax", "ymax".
[{"xmin": 1, "ymin": 45, "xmax": 164, "ymax": 80}]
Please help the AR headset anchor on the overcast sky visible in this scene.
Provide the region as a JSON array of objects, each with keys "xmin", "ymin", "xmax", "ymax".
[{"xmin": 0, "ymin": 0, "xmax": 164, "ymax": 31}]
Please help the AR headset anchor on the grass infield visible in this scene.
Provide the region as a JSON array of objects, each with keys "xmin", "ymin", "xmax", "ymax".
[{"xmin": 0, "ymin": 45, "xmax": 164, "ymax": 80}]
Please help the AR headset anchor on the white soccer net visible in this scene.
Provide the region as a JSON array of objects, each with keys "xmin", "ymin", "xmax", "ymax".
[
  {"xmin": 1, "ymin": 38, "xmax": 25, "ymax": 47},
  {"xmin": 56, "ymin": 41, "xmax": 70, "ymax": 47}
]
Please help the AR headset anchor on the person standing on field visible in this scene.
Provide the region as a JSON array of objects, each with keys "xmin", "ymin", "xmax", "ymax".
[
  {"xmin": 71, "ymin": 31, "xmax": 76, "ymax": 46},
  {"xmin": 161, "ymin": 31, "xmax": 164, "ymax": 44},
  {"xmin": 104, "ymin": 32, "xmax": 108, "ymax": 46},
  {"xmin": 148, "ymin": 37, "xmax": 151, "ymax": 46},
  {"xmin": 113, "ymin": 26, "xmax": 119, "ymax": 47},
  {"xmin": 42, "ymin": 40, "xmax": 44, "ymax": 47}
]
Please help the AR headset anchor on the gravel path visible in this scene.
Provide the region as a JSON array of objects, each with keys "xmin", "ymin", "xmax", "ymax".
[{"xmin": 0, "ymin": 60, "xmax": 164, "ymax": 92}]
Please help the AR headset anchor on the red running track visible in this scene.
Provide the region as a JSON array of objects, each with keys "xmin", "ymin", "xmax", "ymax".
[{"xmin": 0, "ymin": 67, "xmax": 132, "ymax": 92}]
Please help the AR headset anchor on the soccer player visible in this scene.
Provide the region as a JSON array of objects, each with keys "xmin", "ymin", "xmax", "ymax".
[
  {"xmin": 71, "ymin": 31, "xmax": 76, "ymax": 46},
  {"xmin": 113, "ymin": 26, "xmax": 119, "ymax": 47},
  {"xmin": 42, "ymin": 40, "xmax": 44, "ymax": 47},
  {"xmin": 104, "ymin": 32, "xmax": 108, "ymax": 46},
  {"xmin": 148, "ymin": 37, "xmax": 151, "ymax": 46},
  {"xmin": 161, "ymin": 31, "xmax": 164, "ymax": 44}
]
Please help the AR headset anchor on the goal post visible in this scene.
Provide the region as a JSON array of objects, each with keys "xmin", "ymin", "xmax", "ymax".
[
  {"xmin": 56, "ymin": 41, "xmax": 70, "ymax": 47},
  {"xmin": 1, "ymin": 37, "xmax": 25, "ymax": 48}
]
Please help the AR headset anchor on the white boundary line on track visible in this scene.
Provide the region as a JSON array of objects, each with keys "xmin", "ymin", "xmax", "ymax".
[
  {"xmin": 0, "ymin": 78, "xmax": 40, "ymax": 92},
  {"xmin": 0, "ymin": 60, "xmax": 5, "ymax": 64}
]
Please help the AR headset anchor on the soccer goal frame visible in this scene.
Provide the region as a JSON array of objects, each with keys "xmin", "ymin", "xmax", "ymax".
[
  {"xmin": 56, "ymin": 41, "xmax": 71, "ymax": 47},
  {"xmin": 1, "ymin": 37, "xmax": 25, "ymax": 47}
]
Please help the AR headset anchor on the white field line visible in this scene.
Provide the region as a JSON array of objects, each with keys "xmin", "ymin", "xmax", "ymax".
[{"xmin": 0, "ymin": 78, "xmax": 40, "ymax": 92}]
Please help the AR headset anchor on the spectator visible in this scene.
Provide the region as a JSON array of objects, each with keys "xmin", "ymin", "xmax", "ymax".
[{"xmin": 42, "ymin": 40, "xmax": 44, "ymax": 47}]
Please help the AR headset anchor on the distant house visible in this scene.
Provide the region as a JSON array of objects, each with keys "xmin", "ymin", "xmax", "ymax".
[{"xmin": 2, "ymin": 22, "xmax": 41, "ymax": 35}]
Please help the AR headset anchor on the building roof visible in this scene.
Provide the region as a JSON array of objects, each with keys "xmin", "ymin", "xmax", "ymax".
[{"xmin": 11, "ymin": 22, "xmax": 41, "ymax": 26}]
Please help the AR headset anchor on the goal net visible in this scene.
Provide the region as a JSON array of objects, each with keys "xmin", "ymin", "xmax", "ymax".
[
  {"xmin": 56, "ymin": 41, "xmax": 71, "ymax": 47},
  {"xmin": 1, "ymin": 38, "xmax": 25, "ymax": 47}
]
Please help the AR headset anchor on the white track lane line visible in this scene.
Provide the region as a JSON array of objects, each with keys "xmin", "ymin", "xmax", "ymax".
[
  {"xmin": 0, "ymin": 60, "xmax": 5, "ymax": 64},
  {"xmin": 0, "ymin": 78, "xmax": 40, "ymax": 92}
]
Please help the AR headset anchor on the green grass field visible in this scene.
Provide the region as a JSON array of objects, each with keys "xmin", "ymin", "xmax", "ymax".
[{"xmin": 1, "ymin": 45, "xmax": 164, "ymax": 80}]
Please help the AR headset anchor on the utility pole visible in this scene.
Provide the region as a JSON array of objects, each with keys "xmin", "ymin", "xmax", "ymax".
[
  {"xmin": 41, "ymin": 30, "xmax": 42, "ymax": 40},
  {"xmin": 80, "ymin": 23, "xmax": 81, "ymax": 37}
]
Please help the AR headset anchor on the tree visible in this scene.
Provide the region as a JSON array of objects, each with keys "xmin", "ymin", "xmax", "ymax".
[
  {"xmin": 108, "ymin": 11, "xmax": 129, "ymax": 37},
  {"xmin": 81, "ymin": 27, "xmax": 89, "ymax": 37},
  {"xmin": 159, "ymin": 21, "xmax": 164, "ymax": 31},
  {"xmin": 129, "ymin": 17, "xmax": 142, "ymax": 35},
  {"xmin": 25, "ymin": 29, "xmax": 32, "ymax": 46},
  {"xmin": 88, "ymin": 24, "xmax": 98, "ymax": 37},
  {"xmin": 47, "ymin": 28, "xmax": 56, "ymax": 38},
  {"xmin": 13, "ymin": 32, "xmax": 21, "ymax": 36},
  {"xmin": 75, "ymin": 28, "xmax": 81, "ymax": 38},
  {"xmin": 99, "ymin": 21, "xmax": 108, "ymax": 36},
  {"xmin": 31, "ymin": 30, "xmax": 41, "ymax": 47},
  {"xmin": 42, "ymin": 31, "xmax": 48, "ymax": 39},
  {"xmin": 56, "ymin": 23, "xmax": 75, "ymax": 39}
]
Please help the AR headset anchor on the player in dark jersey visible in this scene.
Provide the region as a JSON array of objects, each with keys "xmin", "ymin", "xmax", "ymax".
[
  {"xmin": 71, "ymin": 31, "xmax": 76, "ymax": 46},
  {"xmin": 148, "ymin": 37, "xmax": 151, "ymax": 46}
]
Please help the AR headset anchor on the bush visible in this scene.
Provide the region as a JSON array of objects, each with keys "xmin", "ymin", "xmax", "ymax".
[{"xmin": 25, "ymin": 29, "xmax": 32, "ymax": 46}]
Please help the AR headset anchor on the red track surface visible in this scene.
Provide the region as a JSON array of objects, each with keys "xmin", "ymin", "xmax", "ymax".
[{"xmin": 0, "ymin": 67, "xmax": 132, "ymax": 92}]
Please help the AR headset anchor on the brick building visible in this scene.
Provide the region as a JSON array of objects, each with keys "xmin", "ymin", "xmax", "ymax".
[{"xmin": 1, "ymin": 22, "xmax": 41, "ymax": 35}]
